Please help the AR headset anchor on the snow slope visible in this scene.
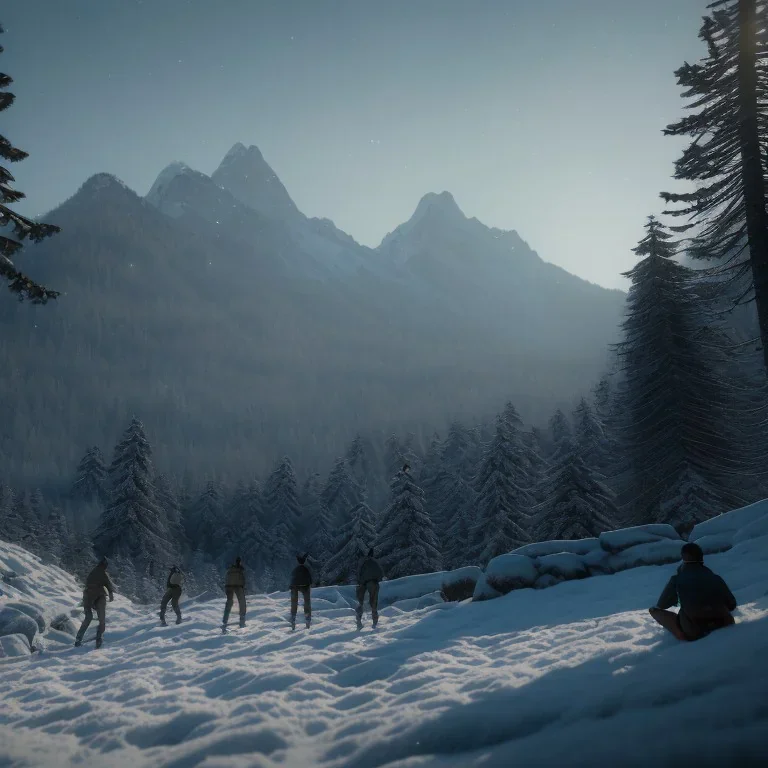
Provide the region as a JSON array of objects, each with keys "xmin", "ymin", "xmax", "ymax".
[{"xmin": 2, "ymin": 501, "xmax": 768, "ymax": 767}]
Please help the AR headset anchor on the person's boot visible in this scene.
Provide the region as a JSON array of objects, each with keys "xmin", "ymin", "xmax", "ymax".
[
  {"xmin": 372, "ymin": 616, "xmax": 378, "ymax": 629},
  {"xmin": 176, "ymin": 615, "xmax": 183, "ymax": 625},
  {"xmin": 356, "ymin": 612, "xmax": 363, "ymax": 630},
  {"xmin": 305, "ymin": 615, "xmax": 311, "ymax": 629},
  {"xmin": 160, "ymin": 614, "xmax": 167, "ymax": 626},
  {"xmin": 239, "ymin": 618, "xmax": 246, "ymax": 629},
  {"xmin": 290, "ymin": 615, "xmax": 296, "ymax": 631},
  {"xmin": 74, "ymin": 636, "xmax": 83, "ymax": 647},
  {"xmin": 95, "ymin": 635, "xmax": 103, "ymax": 649}
]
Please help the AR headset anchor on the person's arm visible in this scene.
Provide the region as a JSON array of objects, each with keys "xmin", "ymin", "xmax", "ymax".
[
  {"xmin": 718, "ymin": 576, "xmax": 737, "ymax": 611},
  {"xmin": 655, "ymin": 575, "xmax": 678, "ymax": 609},
  {"xmin": 105, "ymin": 573, "xmax": 116, "ymax": 601}
]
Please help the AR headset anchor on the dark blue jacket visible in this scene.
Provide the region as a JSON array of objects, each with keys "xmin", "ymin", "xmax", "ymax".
[{"xmin": 656, "ymin": 562, "xmax": 736, "ymax": 618}]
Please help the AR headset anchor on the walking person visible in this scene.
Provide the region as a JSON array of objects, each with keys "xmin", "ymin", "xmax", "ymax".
[
  {"xmin": 222, "ymin": 556, "xmax": 247, "ymax": 630},
  {"xmin": 649, "ymin": 542, "xmax": 737, "ymax": 641},
  {"xmin": 289, "ymin": 553, "xmax": 312, "ymax": 630},
  {"xmin": 74, "ymin": 557, "xmax": 115, "ymax": 649},
  {"xmin": 159, "ymin": 565, "xmax": 184, "ymax": 625},
  {"xmin": 356, "ymin": 548, "xmax": 384, "ymax": 629}
]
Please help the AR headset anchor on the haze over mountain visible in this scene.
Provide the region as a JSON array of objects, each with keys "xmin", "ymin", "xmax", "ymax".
[{"xmin": 0, "ymin": 144, "xmax": 625, "ymax": 488}]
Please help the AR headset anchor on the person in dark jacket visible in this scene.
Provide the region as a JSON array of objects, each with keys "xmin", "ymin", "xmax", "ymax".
[
  {"xmin": 160, "ymin": 565, "xmax": 184, "ymax": 625},
  {"xmin": 223, "ymin": 557, "xmax": 247, "ymax": 629},
  {"xmin": 356, "ymin": 548, "xmax": 384, "ymax": 629},
  {"xmin": 649, "ymin": 542, "xmax": 737, "ymax": 641},
  {"xmin": 289, "ymin": 553, "xmax": 312, "ymax": 630},
  {"xmin": 74, "ymin": 557, "xmax": 115, "ymax": 648}
]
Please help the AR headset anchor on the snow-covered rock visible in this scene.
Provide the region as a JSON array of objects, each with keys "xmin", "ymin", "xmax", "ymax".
[
  {"xmin": 535, "ymin": 552, "xmax": 589, "ymax": 582},
  {"xmin": 0, "ymin": 606, "xmax": 39, "ymax": 646},
  {"xmin": 471, "ymin": 572, "xmax": 503, "ymax": 602},
  {"xmin": 607, "ymin": 539, "xmax": 684, "ymax": 572},
  {"xmin": 441, "ymin": 566, "xmax": 482, "ymax": 602},
  {"xmin": 0, "ymin": 632, "xmax": 31, "ymax": 658},
  {"xmin": 485, "ymin": 553, "xmax": 538, "ymax": 594},
  {"xmin": 599, "ymin": 524, "xmax": 681, "ymax": 554},
  {"xmin": 4, "ymin": 601, "xmax": 46, "ymax": 632},
  {"xmin": 50, "ymin": 612, "xmax": 78, "ymax": 635},
  {"xmin": 693, "ymin": 533, "xmax": 734, "ymax": 555},
  {"xmin": 513, "ymin": 538, "xmax": 600, "ymax": 558}
]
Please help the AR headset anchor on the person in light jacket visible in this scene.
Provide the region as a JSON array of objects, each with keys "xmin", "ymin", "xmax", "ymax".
[
  {"xmin": 160, "ymin": 565, "xmax": 184, "ymax": 625},
  {"xmin": 223, "ymin": 556, "xmax": 247, "ymax": 629}
]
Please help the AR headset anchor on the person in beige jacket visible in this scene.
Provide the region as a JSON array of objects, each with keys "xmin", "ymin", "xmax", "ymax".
[
  {"xmin": 74, "ymin": 557, "xmax": 115, "ymax": 649},
  {"xmin": 222, "ymin": 557, "xmax": 246, "ymax": 629}
]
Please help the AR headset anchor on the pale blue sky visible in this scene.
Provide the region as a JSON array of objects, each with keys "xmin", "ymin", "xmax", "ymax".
[{"xmin": 5, "ymin": 0, "xmax": 708, "ymax": 289}]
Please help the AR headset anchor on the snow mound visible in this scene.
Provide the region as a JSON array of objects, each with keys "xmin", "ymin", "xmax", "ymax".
[
  {"xmin": 513, "ymin": 538, "xmax": 600, "ymax": 558},
  {"xmin": 485, "ymin": 553, "xmax": 538, "ymax": 594},
  {"xmin": 0, "ymin": 497, "xmax": 767, "ymax": 766},
  {"xmin": 599, "ymin": 524, "xmax": 681, "ymax": 554}
]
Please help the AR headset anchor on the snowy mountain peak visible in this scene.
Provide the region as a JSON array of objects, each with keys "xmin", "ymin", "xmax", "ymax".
[
  {"xmin": 212, "ymin": 143, "xmax": 300, "ymax": 221},
  {"xmin": 413, "ymin": 191, "xmax": 465, "ymax": 223},
  {"xmin": 145, "ymin": 162, "xmax": 193, "ymax": 207}
]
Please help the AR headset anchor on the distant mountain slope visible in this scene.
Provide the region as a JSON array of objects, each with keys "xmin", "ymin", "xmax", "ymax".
[{"xmin": 0, "ymin": 145, "xmax": 625, "ymax": 487}]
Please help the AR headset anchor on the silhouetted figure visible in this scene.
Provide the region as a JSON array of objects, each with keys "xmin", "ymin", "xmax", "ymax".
[
  {"xmin": 160, "ymin": 565, "xmax": 184, "ymax": 625},
  {"xmin": 74, "ymin": 557, "xmax": 115, "ymax": 649},
  {"xmin": 289, "ymin": 553, "xmax": 312, "ymax": 630},
  {"xmin": 356, "ymin": 548, "xmax": 384, "ymax": 629},
  {"xmin": 649, "ymin": 542, "xmax": 737, "ymax": 641},
  {"xmin": 223, "ymin": 556, "xmax": 246, "ymax": 629}
]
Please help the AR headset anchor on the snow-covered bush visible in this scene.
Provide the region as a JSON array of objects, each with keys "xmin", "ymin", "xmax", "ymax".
[
  {"xmin": 535, "ymin": 552, "xmax": 589, "ymax": 582},
  {"xmin": 0, "ymin": 606, "xmax": 39, "ymax": 646},
  {"xmin": 441, "ymin": 566, "xmax": 482, "ymax": 602},
  {"xmin": 485, "ymin": 553, "xmax": 537, "ymax": 594}
]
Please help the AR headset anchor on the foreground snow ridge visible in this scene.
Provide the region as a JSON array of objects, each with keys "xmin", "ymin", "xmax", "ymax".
[{"xmin": 2, "ymin": 502, "xmax": 768, "ymax": 767}]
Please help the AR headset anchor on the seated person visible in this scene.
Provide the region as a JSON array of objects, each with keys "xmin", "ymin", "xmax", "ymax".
[{"xmin": 649, "ymin": 542, "xmax": 736, "ymax": 641}]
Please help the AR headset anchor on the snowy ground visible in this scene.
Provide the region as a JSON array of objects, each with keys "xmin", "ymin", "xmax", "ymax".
[{"xmin": 2, "ymin": 509, "xmax": 768, "ymax": 768}]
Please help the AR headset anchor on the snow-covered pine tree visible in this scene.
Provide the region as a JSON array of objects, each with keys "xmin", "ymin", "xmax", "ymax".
[
  {"xmin": 573, "ymin": 398, "xmax": 607, "ymax": 470},
  {"xmin": 298, "ymin": 472, "xmax": 323, "ymax": 546},
  {"xmin": 305, "ymin": 502, "xmax": 335, "ymax": 583},
  {"xmin": 71, "ymin": 446, "xmax": 109, "ymax": 506},
  {"xmin": 614, "ymin": 216, "xmax": 746, "ymax": 526},
  {"xmin": 472, "ymin": 406, "xmax": 533, "ymax": 564},
  {"xmin": 321, "ymin": 457, "xmax": 362, "ymax": 526},
  {"xmin": 186, "ymin": 480, "xmax": 228, "ymax": 558},
  {"xmin": 376, "ymin": 468, "xmax": 441, "ymax": 578},
  {"xmin": 522, "ymin": 428, "xmax": 549, "ymax": 502},
  {"xmin": 0, "ymin": 24, "xmax": 59, "ymax": 302},
  {"xmin": 535, "ymin": 435, "xmax": 619, "ymax": 541},
  {"xmin": 346, "ymin": 435, "xmax": 373, "ymax": 498},
  {"xmin": 263, "ymin": 457, "xmax": 303, "ymax": 567},
  {"xmin": 548, "ymin": 409, "xmax": 572, "ymax": 454},
  {"xmin": 38, "ymin": 506, "xmax": 70, "ymax": 564},
  {"xmin": 662, "ymin": 0, "xmax": 768, "ymax": 372},
  {"xmin": 154, "ymin": 473, "xmax": 187, "ymax": 555},
  {"xmin": 92, "ymin": 418, "xmax": 177, "ymax": 597},
  {"xmin": 324, "ymin": 501, "xmax": 377, "ymax": 584},
  {"xmin": 440, "ymin": 472, "xmax": 477, "ymax": 569}
]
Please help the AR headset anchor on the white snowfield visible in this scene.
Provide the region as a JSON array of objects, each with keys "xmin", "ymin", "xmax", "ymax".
[{"xmin": 2, "ymin": 500, "xmax": 768, "ymax": 767}]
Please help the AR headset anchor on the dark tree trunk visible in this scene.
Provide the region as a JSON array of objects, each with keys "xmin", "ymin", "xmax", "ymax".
[{"xmin": 738, "ymin": 0, "xmax": 768, "ymax": 373}]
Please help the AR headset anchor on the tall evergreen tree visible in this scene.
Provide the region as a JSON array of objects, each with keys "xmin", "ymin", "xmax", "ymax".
[
  {"xmin": 154, "ymin": 473, "xmax": 187, "ymax": 555},
  {"xmin": 305, "ymin": 501, "xmax": 335, "ymax": 582},
  {"xmin": 93, "ymin": 418, "xmax": 175, "ymax": 575},
  {"xmin": 573, "ymin": 398, "xmax": 607, "ymax": 470},
  {"xmin": 324, "ymin": 501, "xmax": 377, "ymax": 584},
  {"xmin": 535, "ymin": 435, "xmax": 619, "ymax": 541},
  {"xmin": 440, "ymin": 472, "xmax": 477, "ymax": 569},
  {"xmin": 321, "ymin": 457, "xmax": 362, "ymax": 526},
  {"xmin": 0, "ymin": 24, "xmax": 59, "ymax": 302},
  {"xmin": 263, "ymin": 456, "xmax": 303, "ymax": 552},
  {"xmin": 376, "ymin": 468, "xmax": 442, "ymax": 578},
  {"xmin": 71, "ymin": 446, "xmax": 108, "ymax": 506},
  {"xmin": 472, "ymin": 407, "xmax": 533, "ymax": 563},
  {"xmin": 187, "ymin": 480, "xmax": 227, "ymax": 557},
  {"xmin": 346, "ymin": 435, "xmax": 373, "ymax": 496},
  {"xmin": 615, "ymin": 216, "xmax": 746, "ymax": 526},
  {"xmin": 38, "ymin": 506, "xmax": 69, "ymax": 564},
  {"xmin": 662, "ymin": 0, "xmax": 768, "ymax": 372},
  {"xmin": 548, "ymin": 409, "xmax": 573, "ymax": 454}
]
